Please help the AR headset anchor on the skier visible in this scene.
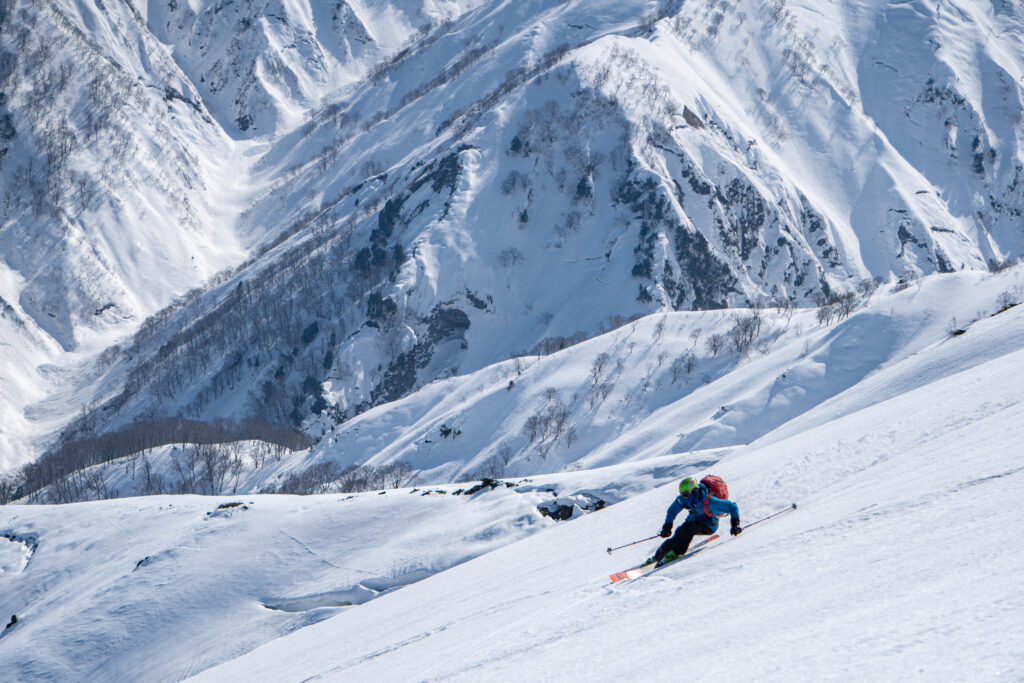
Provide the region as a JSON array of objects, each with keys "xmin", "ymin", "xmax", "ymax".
[{"xmin": 647, "ymin": 476, "xmax": 742, "ymax": 566}]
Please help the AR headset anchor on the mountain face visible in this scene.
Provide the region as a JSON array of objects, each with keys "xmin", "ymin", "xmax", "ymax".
[
  {"xmin": 0, "ymin": 0, "xmax": 242, "ymax": 350},
  {"xmin": 1, "ymin": 0, "xmax": 1022, "ymax": 469},
  {"xmin": 0, "ymin": 0, "xmax": 246, "ymax": 463},
  {"xmin": 144, "ymin": 0, "xmax": 487, "ymax": 135},
  {"xmin": 0, "ymin": 0, "xmax": 482, "ymax": 466}
]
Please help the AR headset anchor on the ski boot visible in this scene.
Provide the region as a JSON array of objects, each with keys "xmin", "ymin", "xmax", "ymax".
[{"xmin": 654, "ymin": 551, "xmax": 679, "ymax": 568}]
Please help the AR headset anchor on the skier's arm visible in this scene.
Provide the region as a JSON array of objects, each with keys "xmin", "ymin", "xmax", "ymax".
[
  {"xmin": 706, "ymin": 496, "xmax": 740, "ymax": 523},
  {"xmin": 663, "ymin": 495, "xmax": 687, "ymax": 527}
]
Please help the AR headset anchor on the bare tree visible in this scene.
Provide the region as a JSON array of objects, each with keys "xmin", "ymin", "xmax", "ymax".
[
  {"xmin": 946, "ymin": 317, "xmax": 966, "ymax": 336},
  {"xmin": 199, "ymin": 444, "xmax": 235, "ymax": 494},
  {"xmin": 172, "ymin": 446, "xmax": 201, "ymax": 494},
  {"xmin": 654, "ymin": 317, "xmax": 666, "ymax": 342},
  {"xmin": 858, "ymin": 277, "xmax": 880, "ymax": 302},
  {"xmin": 497, "ymin": 441, "xmax": 514, "ymax": 467},
  {"xmin": 498, "ymin": 247, "xmax": 524, "ymax": 268},
  {"xmin": 141, "ymin": 456, "xmax": 163, "ymax": 495},
  {"xmin": 670, "ymin": 350, "xmax": 698, "ymax": 384},
  {"xmin": 997, "ymin": 287, "xmax": 1021, "ymax": 312},
  {"xmin": 590, "ymin": 353, "xmax": 610, "ymax": 385},
  {"xmin": 705, "ymin": 333, "xmax": 725, "ymax": 356},
  {"xmin": 548, "ymin": 404, "xmax": 570, "ymax": 441},
  {"xmin": 773, "ymin": 296, "xmax": 796, "ymax": 323},
  {"xmin": 523, "ymin": 415, "xmax": 545, "ymax": 443},
  {"xmin": 470, "ymin": 456, "xmax": 505, "ymax": 480},
  {"xmin": 0, "ymin": 472, "xmax": 23, "ymax": 504},
  {"xmin": 277, "ymin": 462, "xmax": 345, "ymax": 495},
  {"xmin": 728, "ymin": 311, "xmax": 763, "ymax": 355},
  {"xmin": 588, "ymin": 381, "xmax": 615, "ymax": 409},
  {"xmin": 380, "ymin": 461, "xmax": 416, "ymax": 488},
  {"xmin": 834, "ymin": 292, "xmax": 858, "ymax": 320}
]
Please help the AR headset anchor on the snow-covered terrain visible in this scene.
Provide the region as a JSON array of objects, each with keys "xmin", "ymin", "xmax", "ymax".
[
  {"xmin": 194, "ymin": 340, "xmax": 1024, "ymax": 682},
  {"xmin": 27, "ymin": 265, "xmax": 1024, "ymax": 503},
  {"xmin": 1, "ymin": 0, "xmax": 1023, "ymax": 678},
  {"xmin": 0, "ymin": 0, "xmax": 252, "ymax": 467},
  {"xmin": 2, "ymin": 267, "xmax": 1022, "ymax": 680}
]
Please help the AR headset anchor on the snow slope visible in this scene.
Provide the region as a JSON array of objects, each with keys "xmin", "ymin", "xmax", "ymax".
[
  {"xmin": 1, "ymin": 270, "xmax": 1022, "ymax": 680},
  {"xmin": 44, "ymin": 266, "xmax": 1019, "ymax": 501},
  {"xmin": 2, "ymin": 0, "xmax": 1024, "ymax": 672},
  {"xmin": 302, "ymin": 267, "xmax": 1024, "ymax": 481},
  {"xmin": 0, "ymin": 453, "xmax": 717, "ymax": 680},
  {"xmin": 43, "ymin": 266, "xmax": 1024, "ymax": 502},
  {"xmin": 194, "ymin": 329, "xmax": 1024, "ymax": 681}
]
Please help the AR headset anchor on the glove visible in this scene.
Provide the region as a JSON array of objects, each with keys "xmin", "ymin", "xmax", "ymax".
[
  {"xmin": 659, "ymin": 522, "xmax": 673, "ymax": 538},
  {"xmin": 730, "ymin": 519, "xmax": 743, "ymax": 536}
]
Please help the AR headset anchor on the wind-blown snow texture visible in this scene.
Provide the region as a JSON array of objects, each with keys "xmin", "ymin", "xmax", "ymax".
[{"xmin": 1, "ymin": 0, "xmax": 1023, "ymax": 467}]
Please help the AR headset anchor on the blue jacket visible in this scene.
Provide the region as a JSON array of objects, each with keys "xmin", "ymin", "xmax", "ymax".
[{"xmin": 664, "ymin": 484, "xmax": 739, "ymax": 532}]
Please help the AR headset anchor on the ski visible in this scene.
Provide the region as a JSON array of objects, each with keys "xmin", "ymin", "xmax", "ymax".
[
  {"xmin": 607, "ymin": 503, "xmax": 797, "ymax": 584},
  {"xmin": 609, "ymin": 534, "xmax": 721, "ymax": 583}
]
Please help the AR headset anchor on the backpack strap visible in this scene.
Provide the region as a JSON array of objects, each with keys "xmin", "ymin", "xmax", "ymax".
[{"xmin": 701, "ymin": 487, "xmax": 729, "ymax": 518}]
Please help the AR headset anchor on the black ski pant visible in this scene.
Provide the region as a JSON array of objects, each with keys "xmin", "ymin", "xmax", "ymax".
[{"xmin": 654, "ymin": 520, "xmax": 715, "ymax": 562}]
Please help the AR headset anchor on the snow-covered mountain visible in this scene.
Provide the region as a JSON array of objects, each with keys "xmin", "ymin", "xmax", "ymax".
[
  {"xmin": 0, "ymin": 0, "xmax": 248, "ymax": 465},
  {"xmin": 145, "ymin": 0, "xmax": 488, "ymax": 136},
  {"xmin": 1, "ymin": 2, "xmax": 1024, "ymax": 676},
  {"xmin": 1, "ymin": 0, "xmax": 1022, "ymax": 471}
]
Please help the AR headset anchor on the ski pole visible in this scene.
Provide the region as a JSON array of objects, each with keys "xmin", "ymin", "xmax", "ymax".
[
  {"xmin": 607, "ymin": 535, "xmax": 660, "ymax": 554},
  {"xmin": 742, "ymin": 503, "xmax": 797, "ymax": 531}
]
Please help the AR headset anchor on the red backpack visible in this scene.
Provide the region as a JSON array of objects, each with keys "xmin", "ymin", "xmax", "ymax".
[{"xmin": 700, "ymin": 475, "xmax": 730, "ymax": 517}]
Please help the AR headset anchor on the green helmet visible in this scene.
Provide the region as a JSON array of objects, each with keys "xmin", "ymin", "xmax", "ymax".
[{"xmin": 679, "ymin": 476, "xmax": 700, "ymax": 496}]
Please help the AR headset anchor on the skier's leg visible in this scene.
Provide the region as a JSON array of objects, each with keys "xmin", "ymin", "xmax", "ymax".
[
  {"xmin": 654, "ymin": 521, "xmax": 714, "ymax": 564},
  {"xmin": 667, "ymin": 521, "xmax": 701, "ymax": 556},
  {"xmin": 651, "ymin": 537, "xmax": 675, "ymax": 564},
  {"xmin": 652, "ymin": 523, "xmax": 695, "ymax": 563}
]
